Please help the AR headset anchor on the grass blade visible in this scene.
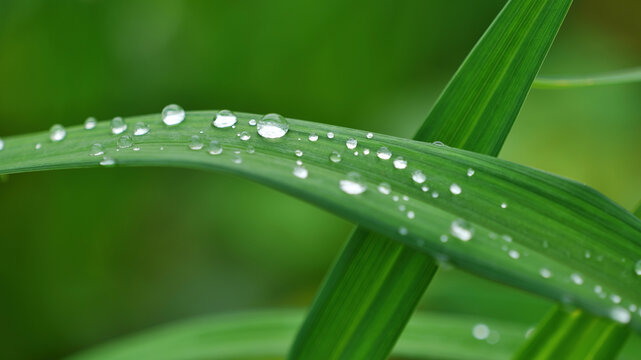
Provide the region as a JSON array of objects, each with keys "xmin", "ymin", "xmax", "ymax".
[
  {"xmin": 533, "ymin": 67, "xmax": 641, "ymax": 89},
  {"xmin": 0, "ymin": 111, "xmax": 639, "ymax": 334},
  {"xmin": 291, "ymin": 0, "xmax": 572, "ymax": 358}
]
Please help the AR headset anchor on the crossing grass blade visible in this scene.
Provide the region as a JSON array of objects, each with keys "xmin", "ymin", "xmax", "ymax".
[
  {"xmin": 0, "ymin": 111, "xmax": 640, "ymax": 335},
  {"xmin": 290, "ymin": 0, "xmax": 573, "ymax": 358},
  {"xmin": 533, "ymin": 67, "xmax": 641, "ymax": 89}
]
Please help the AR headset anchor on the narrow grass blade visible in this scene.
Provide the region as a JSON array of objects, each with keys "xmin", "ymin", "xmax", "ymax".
[
  {"xmin": 1, "ymin": 111, "xmax": 639, "ymax": 334},
  {"xmin": 533, "ymin": 67, "xmax": 641, "ymax": 89},
  {"xmin": 291, "ymin": 0, "xmax": 573, "ymax": 358}
]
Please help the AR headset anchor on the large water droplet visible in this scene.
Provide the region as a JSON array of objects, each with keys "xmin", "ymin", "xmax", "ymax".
[
  {"xmin": 327, "ymin": 132, "xmax": 335, "ymax": 139},
  {"xmin": 451, "ymin": 219, "xmax": 473, "ymax": 241},
  {"xmin": 610, "ymin": 307, "xmax": 631, "ymax": 324},
  {"xmin": 293, "ymin": 165, "xmax": 308, "ymax": 179},
  {"xmin": 100, "ymin": 157, "xmax": 115, "ymax": 166},
  {"xmin": 189, "ymin": 135, "xmax": 204, "ymax": 150},
  {"xmin": 162, "ymin": 104, "xmax": 185, "ymax": 126},
  {"xmin": 329, "ymin": 151, "xmax": 342, "ymax": 163},
  {"xmin": 346, "ymin": 138, "xmax": 357, "ymax": 150},
  {"xmin": 449, "ymin": 183, "xmax": 462, "ymax": 195},
  {"xmin": 571, "ymin": 273, "xmax": 584, "ymax": 285},
  {"xmin": 393, "ymin": 157, "xmax": 407, "ymax": 169},
  {"xmin": 308, "ymin": 133, "xmax": 319, "ymax": 142},
  {"xmin": 239, "ymin": 131, "xmax": 251, "ymax": 141},
  {"xmin": 473, "ymin": 324, "xmax": 490, "ymax": 340},
  {"xmin": 84, "ymin": 117, "xmax": 97, "ymax": 130},
  {"xmin": 213, "ymin": 110, "xmax": 237, "ymax": 128},
  {"xmin": 540, "ymin": 268, "xmax": 552, "ymax": 278},
  {"xmin": 340, "ymin": 172, "xmax": 367, "ymax": 195},
  {"xmin": 378, "ymin": 182, "xmax": 391, "ymax": 195},
  {"xmin": 117, "ymin": 135, "xmax": 133, "ymax": 149},
  {"xmin": 376, "ymin": 147, "xmax": 391, "ymax": 160},
  {"xmin": 49, "ymin": 124, "xmax": 66, "ymax": 142},
  {"xmin": 134, "ymin": 122, "xmax": 150, "ymax": 136},
  {"xmin": 207, "ymin": 140, "xmax": 223, "ymax": 155},
  {"xmin": 257, "ymin": 113, "xmax": 288, "ymax": 138},
  {"xmin": 412, "ymin": 170, "xmax": 426, "ymax": 184},
  {"xmin": 111, "ymin": 117, "xmax": 127, "ymax": 134}
]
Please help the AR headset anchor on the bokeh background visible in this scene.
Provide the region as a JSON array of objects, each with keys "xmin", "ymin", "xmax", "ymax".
[{"xmin": 1, "ymin": 0, "xmax": 640, "ymax": 359}]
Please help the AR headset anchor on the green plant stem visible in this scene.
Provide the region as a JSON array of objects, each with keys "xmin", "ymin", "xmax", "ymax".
[
  {"xmin": 513, "ymin": 306, "xmax": 630, "ymax": 360},
  {"xmin": 289, "ymin": 0, "xmax": 573, "ymax": 359},
  {"xmin": 533, "ymin": 67, "xmax": 641, "ymax": 89}
]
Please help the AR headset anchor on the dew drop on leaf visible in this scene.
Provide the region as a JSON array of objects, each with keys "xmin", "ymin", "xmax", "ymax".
[
  {"xmin": 393, "ymin": 157, "xmax": 407, "ymax": 169},
  {"xmin": 571, "ymin": 273, "xmax": 584, "ymax": 285},
  {"xmin": 467, "ymin": 168, "xmax": 475, "ymax": 177},
  {"xmin": 329, "ymin": 151, "xmax": 341, "ymax": 163},
  {"xmin": 189, "ymin": 135, "xmax": 204, "ymax": 150},
  {"xmin": 635, "ymin": 260, "xmax": 641, "ymax": 275},
  {"xmin": 412, "ymin": 170, "xmax": 426, "ymax": 184},
  {"xmin": 239, "ymin": 131, "xmax": 251, "ymax": 141},
  {"xmin": 89, "ymin": 144, "xmax": 104, "ymax": 156},
  {"xmin": 162, "ymin": 104, "xmax": 185, "ymax": 126},
  {"xmin": 248, "ymin": 119, "xmax": 257, "ymax": 126},
  {"xmin": 0, "ymin": 138, "xmax": 4, "ymax": 151},
  {"xmin": 376, "ymin": 147, "xmax": 392, "ymax": 160},
  {"xmin": 49, "ymin": 124, "xmax": 66, "ymax": 142},
  {"xmin": 450, "ymin": 183, "xmax": 462, "ymax": 195},
  {"xmin": 340, "ymin": 172, "xmax": 367, "ymax": 195},
  {"xmin": 212, "ymin": 109, "xmax": 237, "ymax": 128},
  {"xmin": 111, "ymin": 117, "xmax": 127, "ymax": 134},
  {"xmin": 134, "ymin": 122, "xmax": 150, "ymax": 136},
  {"xmin": 451, "ymin": 219, "xmax": 473, "ymax": 241},
  {"xmin": 540, "ymin": 268, "xmax": 552, "ymax": 278},
  {"xmin": 508, "ymin": 250, "xmax": 520, "ymax": 259},
  {"xmin": 257, "ymin": 113, "xmax": 288, "ymax": 138},
  {"xmin": 366, "ymin": 132, "xmax": 373, "ymax": 139},
  {"xmin": 398, "ymin": 227, "xmax": 408, "ymax": 236},
  {"xmin": 377, "ymin": 182, "xmax": 391, "ymax": 195},
  {"xmin": 610, "ymin": 307, "xmax": 631, "ymax": 324},
  {"xmin": 84, "ymin": 117, "xmax": 97, "ymax": 130},
  {"xmin": 472, "ymin": 324, "xmax": 490, "ymax": 340},
  {"xmin": 117, "ymin": 135, "xmax": 133, "ymax": 149},
  {"xmin": 293, "ymin": 165, "xmax": 308, "ymax": 179},
  {"xmin": 295, "ymin": 149, "xmax": 303, "ymax": 157},
  {"xmin": 100, "ymin": 157, "xmax": 115, "ymax": 166},
  {"xmin": 207, "ymin": 140, "xmax": 223, "ymax": 155},
  {"xmin": 308, "ymin": 133, "xmax": 318, "ymax": 142},
  {"xmin": 346, "ymin": 138, "xmax": 357, "ymax": 150}
]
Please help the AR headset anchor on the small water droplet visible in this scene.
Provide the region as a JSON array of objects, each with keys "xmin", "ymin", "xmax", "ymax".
[
  {"xmin": 239, "ymin": 131, "xmax": 251, "ymax": 141},
  {"xmin": 451, "ymin": 219, "xmax": 473, "ymax": 241},
  {"xmin": 398, "ymin": 227, "xmax": 408, "ymax": 236},
  {"xmin": 635, "ymin": 260, "xmax": 641, "ymax": 275},
  {"xmin": 378, "ymin": 182, "xmax": 391, "ymax": 195},
  {"xmin": 440, "ymin": 235, "xmax": 448, "ymax": 243},
  {"xmin": 610, "ymin": 294, "xmax": 622, "ymax": 304},
  {"xmin": 329, "ymin": 151, "xmax": 342, "ymax": 163},
  {"xmin": 407, "ymin": 211, "xmax": 415, "ymax": 219},
  {"xmin": 295, "ymin": 149, "xmax": 303, "ymax": 157},
  {"xmin": 296, "ymin": 159, "xmax": 302, "ymax": 166},
  {"xmin": 376, "ymin": 147, "xmax": 392, "ymax": 160},
  {"xmin": 392, "ymin": 195, "xmax": 399, "ymax": 202},
  {"xmin": 433, "ymin": 141, "xmax": 445, "ymax": 146},
  {"xmin": 111, "ymin": 117, "xmax": 127, "ymax": 134},
  {"xmin": 473, "ymin": 324, "xmax": 490, "ymax": 340},
  {"xmin": 421, "ymin": 185, "xmax": 429, "ymax": 192},
  {"xmin": 232, "ymin": 154, "xmax": 242, "ymax": 164},
  {"xmin": 49, "ymin": 124, "xmax": 66, "ymax": 142},
  {"xmin": 212, "ymin": 109, "xmax": 237, "ymax": 128},
  {"xmin": 353, "ymin": 151, "xmax": 359, "ymax": 156},
  {"xmin": 89, "ymin": 144, "xmax": 104, "ymax": 156},
  {"xmin": 398, "ymin": 204, "xmax": 406, "ymax": 211},
  {"xmin": 363, "ymin": 148, "xmax": 370, "ymax": 155},
  {"xmin": 100, "ymin": 157, "xmax": 115, "ymax": 166},
  {"xmin": 467, "ymin": 168, "xmax": 475, "ymax": 177},
  {"xmin": 540, "ymin": 268, "xmax": 552, "ymax": 278},
  {"xmin": 449, "ymin": 183, "xmax": 462, "ymax": 195},
  {"xmin": 162, "ymin": 104, "xmax": 185, "ymax": 126},
  {"xmin": 293, "ymin": 165, "xmax": 308, "ymax": 179},
  {"xmin": 247, "ymin": 145, "xmax": 255, "ymax": 154},
  {"xmin": 248, "ymin": 119, "xmax": 257, "ymax": 126},
  {"xmin": 117, "ymin": 135, "xmax": 133, "ymax": 149},
  {"xmin": 35, "ymin": 143, "xmax": 42, "ymax": 150},
  {"xmin": 207, "ymin": 140, "xmax": 223, "ymax": 155},
  {"xmin": 402, "ymin": 195, "xmax": 409, "ymax": 201},
  {"xmin": 571, "ymin": 273, "xmax": 584, "ymax": 285},
  {"xmin": 84, "ymin": 117, "xmax": 97, "ymax": 130},
  {"xmin": 134, "ymin": 122, "xmax": 150, "ymax": 136},
  {"xmin": 189, "ymin": 135, "xmax": 204, "ymax": 150},
  {"xmin": 393, "ymin": 157, "xmax": 407, "ymax": 169},
  {"xmin": 594, "ymin": 285, "xmax": 603, "ymax": 294},
  {"xmin": 327, "ymin": 132, "xmax": 335, "ymax": 139},
  {"xmin": 366, "ymin": 132, "xmax": 373, "ymax": 139},
  {"xmin": 502, "ymin": 234, "xmax": 512, "ymax": 243},
  {"xmin": 346, "ymin": 138, "xmax": 357, "ymax": 150},
  {"xmin": 133, "ymin": 147, "xmax": 140, "ymax": 151},
  {"xmin": 509, "ymin": 250, "xmax": 520, "ymax": 259},
  {"xmin": 432, "ymin": 191, "xmax": 439, "ymax": 198},
  {"xmin": 308, "ymin": 133, "xmax": 319, "ymax": 142},
  {"xmin": 340, "ymin": 172, "xmax": 367, "ymax": 195},
  {"xmin": 0, "ymin": 138, "xmax": 4, "ymax": 151},
  {"xmin": 412, "ymin": 170, "xmax": 426, "ymax": 184},
  {"xmin": 610, "ymin": 307, "xmax": 631, "ymax": 324},
  {"xmin": 257, "ymin": 113, "xmax": 289, "ymax": 138},
  {"xmin": 501, "ymin": 202, "xmax": 507, "ymax": 209}
]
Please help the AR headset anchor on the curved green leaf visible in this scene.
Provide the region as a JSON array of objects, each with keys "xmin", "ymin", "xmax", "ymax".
[
  {"xmin": 533, "ymin": 67, "xmax": 641, "ymax": 89},
  {"xmin": 1, "ymin": 111, "xmax": 640, "ymax": 333}
]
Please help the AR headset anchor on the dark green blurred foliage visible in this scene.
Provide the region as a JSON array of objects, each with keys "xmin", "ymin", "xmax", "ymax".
[{"xmin": 0, "ymin": 1, "xmax": 640, "ymax": 359}]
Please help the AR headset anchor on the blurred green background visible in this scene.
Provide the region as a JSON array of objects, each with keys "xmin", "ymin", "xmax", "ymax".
[{"xmin": 1, "ymin": 0, "xmax": 640, "ymax": 359}]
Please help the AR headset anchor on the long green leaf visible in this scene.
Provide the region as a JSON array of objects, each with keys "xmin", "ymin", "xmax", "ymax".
[
  {"xmin": 291, "ymin": 0, "xmax": 573, "ymax": 358},
  {"xmin": 1, "ymin": 111, "xmax": 639, "ymax": 333},
  {"xmin": 533, "ymin": 67, "xmax": 641, "ymax": 89}
]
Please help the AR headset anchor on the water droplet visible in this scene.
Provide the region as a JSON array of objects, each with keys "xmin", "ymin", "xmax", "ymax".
[
  {"xmin": 571, "ymin": 273, "xmax": 584, "ymax": 285},
  {"xmin": 189, "ymin": 135, "xmax": 204, "ymax": 150},
  {"xmin": 398, "ymin": 204, "xmax": 406, "ymax": 212},
  {"xmin": 629, "ymin": 304, "xmax": 637, "ymax": 312},
  {"xmin": 421, "ymin": 185, "xmax": 429, "ymax": 192},
  {"xmin": 449, "ymin": 183, "xmax": 462, "ymax": 195},
  {"xmin": 501, "ymin": 202, "xmax": 507, "ymax": 209},
  {"xmin": 467, "ymin": 168, "xmax": 475, "ymax": 177},
  {"xmin": 89, "ymin": 144, "xmax": 104, "ymax": 156},
  {"xmin": 412, "ymin": 170, "xmax": 426, "ymax": 184},
  {"xmin": 378, "ymin": 182, "xmax": 391, "ymax": 195},
  {"xmin": 363, "ymin": 148, "xmax": 370, "ymax": 155},
  {"xmin": 610, "ymin": 307, "xmax": 631, "ymax": 324},
  {"xmin": 35, "ymin": 143, "xmax": 42, "ymax": 150},
  {"xmin": 133, "ymin": 147, "xmax": 140, "ymax": 151},
  {"xmin": 376, "ymin": 147, "xmax": 392, "ymax": 160},
  {"xmin": 293, "ymin": 165, "xmax": 308, "ymax": 179},
  {"xmin": 525, "ymin": 328, "xmax": 536, "ymax": 339},
  {"xmin": 255, "ymin": 113, "xmax": 288, "ymax": 138},
  {"xmin": 407, "ymin": 211, "xmax": 415, "ymax": 219},
  {"xmin": 594, "ymin": 285, "xmax": 603, "ymax": 294},
  {"xmin": 308, "ymin": 133, "xmax": 318, "ymax": 142},
  {"xmin": 366, "ymin": 132, "xmax": 374, "ymax": 139},
  {"xmin": 84, "ymin": 117, "xmax": 97, "ymax": 130},
  {"xmin": 239, "ymin": 131, "xmax": 251, "ymax": 141},
  {"xmin": 451, "ymin": 219, "xmax": 473, "ymax": 241},
  {"xmin": 610, "ymin": 294, "xmax": 622, "ymax": 304},
  {"xmin": 502, "ymin": 234, "xmax": 512, "ymax": 243},
  {"xmin": 111, "ymin": 117, "xmax": 127, "ymax": 134},
  {"xmin": 353, "ymin": 151, "xmax": 359, "ymax": 156},
  {"xmin": 340, "ymin": 172, "xmax": 367, "ymax": 195},
  {"xmin": 440, "ymin": 235, "xmax": 448, "ymax": 243},
  {"xmin": 207, "ymin": 140, "xmax": 223, "ymax": 155},
  {"xmin": 432, "ymin": 191, "xmax": 439, "ymax": 198},
  {"xmin": 100, "ymin": 157, "xmax": 115, "ymax": 166},
  {"xmin": 134, "ymin": 122, "xmax": 150, "ymax": 136},
  {"xmin": 329, "ymin": 151, "xmax": 342, "ymax": 163},
  {"xmin": 393, "ymin": 157, "xmax": 407, "ymax": 169},
  {"xmin": 473, "ymin": 324, "xmax": 490, "ymax": 340},
  {"xmin": 509, "ymin": 250, "xmax": 520, "ymax": 259},
  {"xmin": 487, "ymin": 331, "xmax": 501, "ymax": 345},
  {"xmin": 162, "ymin": 104, "xmax": 185, "ymax": 126},
  {"xmin": 540, "ymin": 268, "xmax": 552, "ymax": 278},
  {"xmin": 0, "ymin": 138, "xmax": 4, "ymax": 151},
  {"xmin": 117, "ymin": 135, "xmax": 133, "ymax": 149},
  {"xmin": 295, "ymin": 149, "xmax": 303, "ymax": 157},
  {"xmin": 402, "ymin": 195, "xmax": 409, "ymax": 201},
  {"xmin": 247, "ymin": 145, "xmax": 255, "ymax": 154},
  {"xmin": 249, "ymin": 119, "xmax": 257, "ymax": 126},
  {"xmin": 296, "ymin": 159, "xmax": 303, "ymax": 166},
  {"xmin": 346, "ymin": 138, "xmax": 357, "ymax": 150},
  {"xmin": 635, "ymin": 260, "xmax": 641, "ymax": 275},
  {"xmin": 398, "ymin": 227, "xmax": 408, "ymax": 236},
  {"xmin": 433, "ymin": 141, "xmax": 445, "ymax": 146},
  {"xmin": 327, "ymin": 132, "xmax": 335, "ymax": 139},
  {"xmin": 232, "ymin": 154, "xmax": 242, "ymax": 164},
  {"xmin": 49, "ymin": 124, "xmax": 66, "ymax": 142},
  {"xmin": 211, "ymin": 109, "xmax": 237, "ymax": 128}
]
